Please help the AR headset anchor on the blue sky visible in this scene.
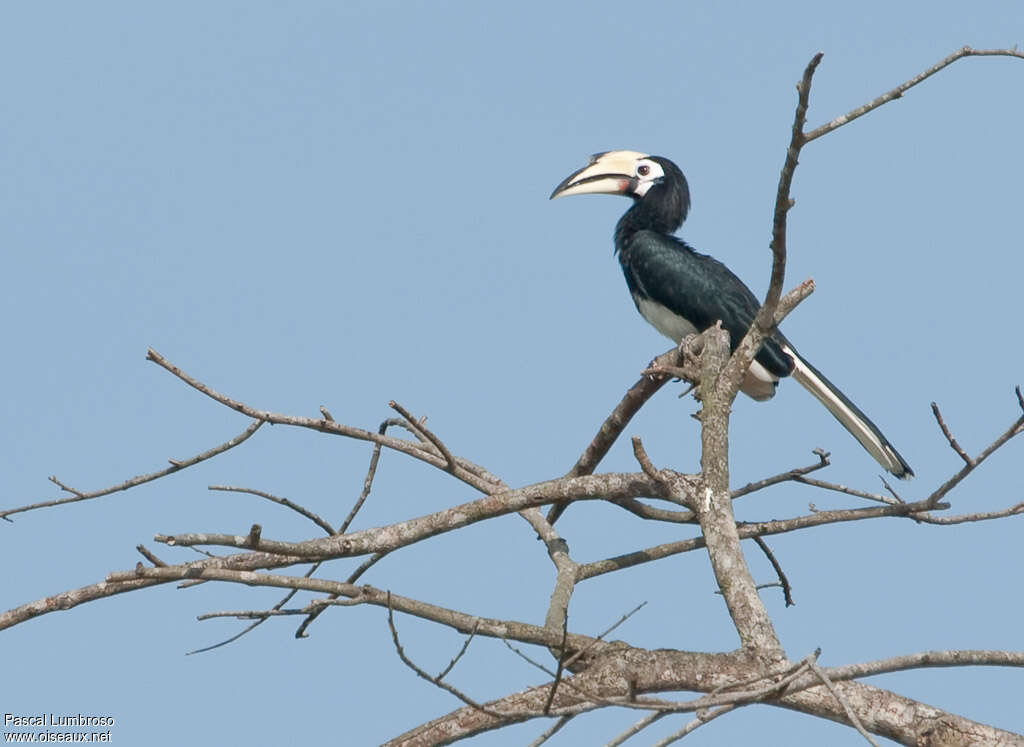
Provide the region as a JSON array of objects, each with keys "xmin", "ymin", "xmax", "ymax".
[{"xmin": 2, "ymin": 2, "xmax": 1022, "ymax": 744}]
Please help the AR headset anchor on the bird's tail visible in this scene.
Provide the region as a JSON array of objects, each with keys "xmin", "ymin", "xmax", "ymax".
[{"xmin": 782, "ymin": 344, "xmax": 913, "ymax": 479}]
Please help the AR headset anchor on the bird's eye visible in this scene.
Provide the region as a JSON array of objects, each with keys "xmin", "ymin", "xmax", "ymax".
[{"xmin": 637, "ymin": 164, "xmax": 651, "ymax": 177}]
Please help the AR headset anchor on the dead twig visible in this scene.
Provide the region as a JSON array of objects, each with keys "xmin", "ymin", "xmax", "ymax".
[
  {"xmin": 651, "ymin": 704, "xmax": 737, "ymax": 746},
  {"xmin": 1, "ymin": 420, "xmax": 263, "ymax": 520},
  {"xmin": 209, "ymin": 485, "xmax": 336, "ymax": 535},
  {"xmin": 294, "ymin": 418, "xmax": 409, "ymax": 639},
  {"xmin": 389, "ymin": 401, "xmax": 456, "ymax": 472},
  {"xmin": 910, "ymin": 502, "xmax": 1024, "ymax": 525},
  {"xmin": 807, "ymin": 657, "xmax": 879, "ymax": 746},
  {"xmin": 437, "ymin": 620, "xmax": 480, "ymax": 681},
  {"xmin": 511, "ymin": 603, "xmax": 650, "ymax": 683},
  {"xmin": 528, "ymin": 715, "xmax": 574, "ymax": 747},
  {"xmin": 193, "ymin": 472, "xmax": 351, "ymax": 653},
  {"xmin": 766, "ymin": 54, "xmax": 821, "ymax": 312},
  {"xmin": 821, "ymin": 649, "xmax": 1024, "ymax": 682},
  {"xmin": 730, "ymin": 450, "xmax": 831, "ymax": 500},
  {"xmin": 135, "ymin": 545, "xmax": 167, "ymax": 567},
  {"xmin": 752, "ymin": 537, "xmax": 794, "ymax": 607},
  {"xmin": 931, "ymin": 402, "xmax": 973, "ymax": 465},
  {"xmin": 632, "ymin": 435, "xmax": 669, "ymax": 486},
  {"xmin": 549, "ymin": 344, "xmax": 686, "ymax": 523},
  {"xmin": 925, "ymin": 394, "xmax": 1024, "ymax": 509},
  {"xmin": 792, "ymin": 475, "xmax": 898, "ymax": 505},
  {"xmin": 386, "ymin": 592, "xmax": 504, "ymax": 718},
  {"xmin": 804, "ymin": 47, "xmax": 1024, "ymax": 143},
  {"xmin": 605, "ymin": 712, "xmax": 667, "ymax": 747},
  {"xmin": 341, "ymin": 418, "xmax": 407, "ymax": 534},
  {"xmin": 144, "ymin": 348, "xmax": 496, "ymax": 495}
]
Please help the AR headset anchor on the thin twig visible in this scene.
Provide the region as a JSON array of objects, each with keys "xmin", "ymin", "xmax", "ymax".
[
  {"xmin": 390, "ymin": 401, "xmax": 456, "ymax": 471},
  {"xmin": 193, "ymin": 478, "xmax": 343, "ymax": 653},
  {"xmin": 294, "ymin": 552, "xmax": 390, "ymax": 639},
  {"xmin": 293, "ymin": 418, "xmax": 408, "ymax": 639},
  {"xmin": 752, "ymin": 537, "xmax": 794, "ymax": 607},
  {"xmin": 931, "ymin": 402, "xmax": 973, "ymax": 465},
  {"xmin": 186, "ymin": 563, "xmax": 322, "ymax": 655},
  {"xmin": 550, "ymin": 345, "xmax": 686, "ymax": 523},
  {"xmin": 528, "ymin": 715, "xmax": 574, "ymax": 747},
  {"xmin": 605, "ymin": 712, "xmax": 667, "ymax": 747},
  {"xmin": 878, "ymin": 476, "xmax": 905, "ymax": 505},
  {"xmin": 558, "ymin": 602, "xmax": 648, "ymax": 673},
  {"xmin": 807, "ymin": 657, "xmax": 880, "ymax": 746},
  {"xmin": 573, "ymin": 489, "xmax": 965, "ymax": 583},
  {"xmin": 925, "ymin": 401, "xmax": 1024, "ymax": 508},
  {"xmin": 822, "ymin": 648, "xmax": 1024, "ymax": 682},
  {"xmin": 346, "ymin": 552, "xmax": 387, "ymax": 583},
  {"xmin": 714, "ymin": 50, "xmax": 822, "ymax": 414},
  {"xmin": 767, "ymin": 53, "xmax": 821, "ymax": 312},
  {"xmin": 386, "ymin": 592, "xmax": 504, "ymax": 718},
  {"xmin": 135, "ymin": 545, "xmax": 167, "ymax": 567},
  {"xmin": 910, "ymin": 502, "xmax": 1024, "ymax": 525},
  {"xmin": 144, "ymin": 348, "xmax": 496, "ymax": 495},
  {"xmin": 209, "ymin": 485, "xmax": 336, "ymax": 535},
  {"xmin": 631, "ymin": 436, "xmax": 667, "ymax": 486},
  {"xmin": 805, "ymin": 47, "xmax": 1024, "ymax": 142},
  {"xmin": 792, "ymin": 475, "xmax": 898, "ymax": 505},
  {"xmin": 502, "ymin": 639, "xmax": 557, "ymax": 679},
  {"xmin": 651, "ymin": 704, "xmax": 737, "ymax": 746},
  {"xmin": 197, "ymin": 595, "xmax": 370, "ymax": 621},
  {"xmin": 199, "ymin": 608, "xmax": 312, "ymax": 620},
  {"xmin": 507, "ymin": 603, "xmax": 648, "ymax": 685},
  {"xmin": 1, "ymin": 420, "xmax": 263, "ymax": 520},
  {"xmin": 437, "ymin": 620, "xmax": 480, "ymax": 681},
  {"xmin": 340, "ymin": 418, "xmax": 409, "ymax": 535},
  {"xmin": 730, "ymin": 450, "xmax": 831, "ymax": 500}
]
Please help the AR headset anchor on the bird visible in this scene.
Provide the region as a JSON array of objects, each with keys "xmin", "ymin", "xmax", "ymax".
[{"xmin": 550, "ymin": 150, "xmax": 913, "ymax": 485}]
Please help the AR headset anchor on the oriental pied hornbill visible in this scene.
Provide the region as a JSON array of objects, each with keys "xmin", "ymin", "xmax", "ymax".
[{"xmin": 550, "ymin": 150, "xmax": 913, "ymax": 487}]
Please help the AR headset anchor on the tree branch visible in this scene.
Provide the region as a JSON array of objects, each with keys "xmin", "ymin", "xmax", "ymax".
[
  {"xmin": 687, "ymin": 54, "xmax": 824, "ymax": 653},
  {"xmin": 695, "ymin": 323, "xmax": 783, "ymax": 654},
  {"xmin": 1, "ymin": 419, "xmax": 263, "ymax": 520},
  {"xmin": 145, "ymin": 348, "xmax": 499, "ymax": 495},
  {"xmin": 208, "ymin": 485, "xmax": 336, "ymax": 535},
  {"xmin": 804, "ymin": 46, "xmax": 1024, "ymax": 143},
  {"xmin": 548, "ymin": 345, "xmax": 686, "ymax": 523},
  {"xmin": 152, "ymin": 473, "xmax": 672, "ymax": 558}
]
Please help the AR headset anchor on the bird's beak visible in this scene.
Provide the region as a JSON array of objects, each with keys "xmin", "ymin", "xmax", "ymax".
[{"xmin": 549, "ymin": 150, "xmax": 648, "ymax": 200}]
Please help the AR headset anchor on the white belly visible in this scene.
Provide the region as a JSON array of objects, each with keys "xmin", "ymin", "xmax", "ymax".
[
  {"xmin": 635, "ymin": 295, "xmax": 779, "ymax": 400},
  {"xmin": 636, "ymin": 296, "xmax": 699, "ymax": 342}
]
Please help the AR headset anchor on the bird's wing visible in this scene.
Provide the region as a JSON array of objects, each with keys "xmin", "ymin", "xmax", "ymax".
[{"xmin": 623, "ymin": 231, "xmax": 794, "ymax": 378}]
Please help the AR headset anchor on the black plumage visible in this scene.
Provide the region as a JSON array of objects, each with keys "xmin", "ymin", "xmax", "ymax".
[{"xmin": 551, "ymin": 150, "xmax": 912, "ymax": 480}]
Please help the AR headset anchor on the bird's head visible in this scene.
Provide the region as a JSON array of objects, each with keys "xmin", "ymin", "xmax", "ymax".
[{"xmin": 550, "ymin": 150, "xmax": 690, "ymax": 231}]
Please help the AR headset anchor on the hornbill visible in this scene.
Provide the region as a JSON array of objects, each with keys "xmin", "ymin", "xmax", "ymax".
[{"xmin": 550, "ymin": 150, "xmax": 912, "ymax": 497}]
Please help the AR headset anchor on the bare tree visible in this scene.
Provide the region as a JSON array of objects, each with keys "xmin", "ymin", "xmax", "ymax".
[{"xmin": 4, "ymin": 47, "xmax": 1024, "ymax": 746}]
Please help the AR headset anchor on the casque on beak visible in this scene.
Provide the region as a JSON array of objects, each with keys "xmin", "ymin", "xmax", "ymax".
[{"xmin": 549, "ymin": 150, "xmax": 649, "ymax": 199}]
